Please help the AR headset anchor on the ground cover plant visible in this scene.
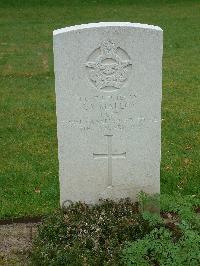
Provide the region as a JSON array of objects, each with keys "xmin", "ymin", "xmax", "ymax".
[
  {"xmin": 121, "ymin": 194, "xmax": 200, "ymax": 265},
  {"xmin": 0, "ymin": 0, "xmax": 199, "ymax": 218},
  {"xmin": 30, "ymin": 194, "xmax": 200, "ymax": 265}
]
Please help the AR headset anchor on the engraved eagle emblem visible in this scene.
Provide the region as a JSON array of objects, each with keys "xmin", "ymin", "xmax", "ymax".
[{"xmin": 85, "ymin": 40, "xmax": 132, "ymax": 91}]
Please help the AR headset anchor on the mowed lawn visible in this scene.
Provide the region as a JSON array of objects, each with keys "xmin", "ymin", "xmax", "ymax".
[{"xmin": 0, "ymin": 0, "xmax": 199, "ymax": 219}]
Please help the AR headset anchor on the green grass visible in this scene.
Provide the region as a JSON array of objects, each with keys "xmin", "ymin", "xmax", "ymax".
[{"xmin": 0, "ymin": 0, "xmax": 200, "ymax": 219}]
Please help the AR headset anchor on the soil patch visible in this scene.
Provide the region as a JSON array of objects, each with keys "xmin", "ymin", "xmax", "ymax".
[{"xmin": 0, "ymin": 222, "xmax": 40, "ymax": 265}]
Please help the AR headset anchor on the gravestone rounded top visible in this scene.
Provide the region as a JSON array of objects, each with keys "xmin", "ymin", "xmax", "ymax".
[{"xmin": 53, "ymin": 22, "xmax": 162, "ymax": 36}]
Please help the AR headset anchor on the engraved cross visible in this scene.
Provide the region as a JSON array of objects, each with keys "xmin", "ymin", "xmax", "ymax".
[{"xmin": 93, "ymin": 135, "xmax": 126, "ymax": 187}]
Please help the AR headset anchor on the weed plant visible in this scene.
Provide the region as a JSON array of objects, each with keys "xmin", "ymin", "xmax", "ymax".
[{"xmin": 31, "ymin": 194, "xmax": 200, "ymax": 266}]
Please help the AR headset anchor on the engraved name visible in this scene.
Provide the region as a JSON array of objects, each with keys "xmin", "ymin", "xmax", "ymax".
[{"xmin": 77, "ymin": 94, "xmax": 137, "ymax": 114}]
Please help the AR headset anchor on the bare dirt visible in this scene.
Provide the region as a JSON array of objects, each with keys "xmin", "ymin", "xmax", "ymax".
[{"xmin": 0, "ymin": 222, "xmax": 40, "ymax": 265}]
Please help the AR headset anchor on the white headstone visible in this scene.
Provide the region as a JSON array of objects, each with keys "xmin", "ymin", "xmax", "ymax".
[{"xmin": 53, "ymin": 22, "xmax": 163, "ymax": 206}]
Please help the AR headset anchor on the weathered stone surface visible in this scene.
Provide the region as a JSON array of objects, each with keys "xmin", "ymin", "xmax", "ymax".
[{"xmin": 53, "ymin": 22, "xmax": 163, "ymax": 205}]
